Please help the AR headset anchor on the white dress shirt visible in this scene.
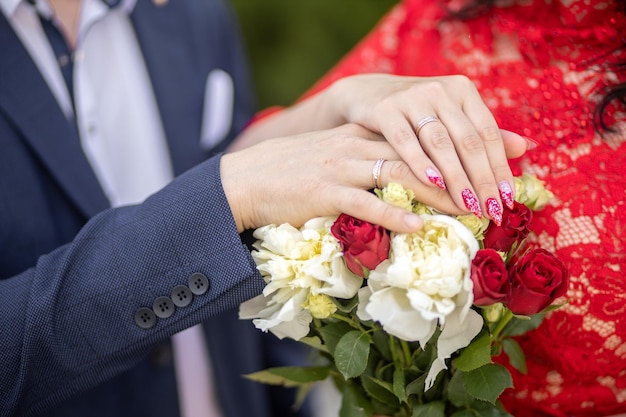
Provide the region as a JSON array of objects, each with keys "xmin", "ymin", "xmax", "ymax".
[{"xmin": 0, "ymin": 0, "xmax": 223, "ymax": 415}]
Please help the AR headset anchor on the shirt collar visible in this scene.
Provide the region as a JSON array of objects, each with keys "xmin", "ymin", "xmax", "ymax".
[
  {"xmin": 0, "ymin": 0, "xmax": 22, "ymax": 18},
  {"xmin": 105, "ymin": 0, "xmax": 136, "ymax": 14},
  {"xmin": 0, "ymin": 0, "xmax": 136, "ymax": 19}
]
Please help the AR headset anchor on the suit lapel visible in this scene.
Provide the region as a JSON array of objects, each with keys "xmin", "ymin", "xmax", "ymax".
[
  {"xmin": 0, "ymin": 13, "xmax": 110, "ymax": 219},
  {"xmin": 131, "ymin": 1, "xmax": 207, "ymax": 176}
]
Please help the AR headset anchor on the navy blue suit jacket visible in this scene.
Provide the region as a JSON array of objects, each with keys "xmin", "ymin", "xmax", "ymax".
[{"xmin": 0, "ymin": 1, "xmax": 310, "ymax": 416}]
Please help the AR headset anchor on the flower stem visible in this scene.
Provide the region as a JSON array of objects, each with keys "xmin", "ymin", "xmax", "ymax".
[
  {"xmin": 491, "ymin": 309, "xmax": 514, "ymax": 342},
  {"xmin": 400, "ymin": 340, "xmax": 412, "ymax": 365},
  {"xmin": 331, "ymin": 312, "xmax": 363, "ymax": 331},
  {"xmin": 390, "ymin": 335, "xmax": 400, "ymax": 365}
]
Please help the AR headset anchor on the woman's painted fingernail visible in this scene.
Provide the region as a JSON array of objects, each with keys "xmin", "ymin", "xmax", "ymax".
[
  {"xmin": 523, "ymin": 136, "xmax": 539, "ymax": 150},
  {"xmin": 425, "ymin": 167, "xmax": 446, "ymax": 190},
  {"xmin": 486, "ymin": 197, "xmax": 503, "ymax": 226},
  {"xmin": 462, "ymin": 189, "xmax": 482, "ymax": 218},
  {"xmin": 498, "ymin": 181, "xmax": 514, "ymax": 210}
]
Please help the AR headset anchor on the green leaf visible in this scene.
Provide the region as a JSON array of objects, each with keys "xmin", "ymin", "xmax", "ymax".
[
  {"xmin": 491, "ymin": 342, "xmax": 503, "ymax": 357},
  {"xmin": 339, "ymin": 383, "xmax": 373, "ymax": 417},
  {"xmin": 294, "ymin": 384, "xmax": 315, "ymax": 409},
  {"xmin": 540, "ymin": 301, "xmax": 568, "ymax": 314},
  {"xmin": 447, "ymin": 370, "xmax": 471, "ymax": 407},
  {"xmin": 405, "ymin": 373, "xmax": 427, "ymax": 397},
  {"xmin": 369, "ymin": 399, "xmax": 399, "ymax": 417},
  {"xmin": 454, "ymin": 329, "xmax": 492, "ymax": 372},
  {"xmin": 333, "ymin": 295, "xmax": 360, "ymax": 313},
  {"xmin": 371, "ymin": 329, "xmax": 393, "ymax": 361},
  {"xmin": 469, "ymin": 400, "xmax": 514, "ymax": 417},
  {"xmin": 450, "ymin": 411, "xmax": 477, "ymax": 417},
  {"xmin": 393, "ymin": 367, "xmax": 408, "ymax": 402},
  {"xmin": 463, "ymin": 364, "xmax": 513, "ymax": 404},
  {"xmin": 450, "ymin": 403, "xmax": 513, "ymax": 417},
  {"xmin": 412, "ymin": 401, "xmax": 445, "ymax": 417},
  {"xmin": 501, "ymin": 314, "xmax": 544, "ymax": 337},
  {"xmin": 449, "ymin": 373, "xmax": 515, "ymax": 416},
  {"xmin": 501, "ymin": 338, "xmax": 527, "ymax": 374},
  {"xmin": 361, "ymin": 374, "xmax": 400, "ymax": 407},
  {"xmin": 335, "ymin": 330, "xmax": 371, "ymax": 379},
  {"xmin": 318, "ymin": 321, "xmax": 355, "ymax": 354},
  {"xmin": 298, "ymin": 335, "xmax": 329, "ymax": 353},
  {"xmin": 375, "ymin": 361, "xmax": 396, "ymax": 382},
  {"xmin": 413, "ymin": 334, "xmax": 437, "ymax": 371},
  {"xmin": 244, "ymin": 366, "xmax": 329, "ymax": 387}
]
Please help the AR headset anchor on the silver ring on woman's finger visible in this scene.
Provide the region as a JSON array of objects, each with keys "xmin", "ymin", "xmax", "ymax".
[
  {"xmin": 372, "ymin": 158, "xmax": 385, "ymax": 189},
  {"xmin": 415, "ymin": 115, "xmax": 439, "ymax": 137}
]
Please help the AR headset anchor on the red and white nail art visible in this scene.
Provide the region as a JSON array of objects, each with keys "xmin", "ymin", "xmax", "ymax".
[
  {"xmin": 462, "ymin": 189, "xmax": 482, "ymax": 218},
  {"xmin": 486, "ymin": 197, "xmax": 503, "ymax": 226},
  {"xmin": 426, "ymin": 167, "xmax": 446, "ymax": 190},
  {"xmin": 498, "ymin": 181, "xmax": 514, "ymax": 210}
]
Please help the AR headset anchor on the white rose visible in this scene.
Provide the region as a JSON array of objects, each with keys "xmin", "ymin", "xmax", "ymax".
[
  {"xmin": 239, "ymin": 290, "xmax": 312, "ymax": 340},
  {"xmin": 357, "ymin": 215, "xmax": 482, "ymax": 389},
  {"xmin": 239, "ymin": 217, "xmax": 362, "ymax": 340}
]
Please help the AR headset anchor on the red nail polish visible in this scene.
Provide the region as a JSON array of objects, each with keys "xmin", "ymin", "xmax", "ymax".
[
  {"xmin": 426, "ymin": 167, "xmax": 446, "ymax": 190},
  {"xmin": 498, "ymin": 181, "xmax": 514, "ymax": 210},
  {"xmin": 462, "ymin": 189, "xmax": 482, "ymax": 218},
  {"xmin": 486, "ymin": 197, "xmax": 503, "ymax": 226}
]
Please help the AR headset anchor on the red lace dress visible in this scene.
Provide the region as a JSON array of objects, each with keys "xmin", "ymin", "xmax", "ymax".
[{"xmin": 308, "ymin": 0, "xmax": 626, "ymax": 415}]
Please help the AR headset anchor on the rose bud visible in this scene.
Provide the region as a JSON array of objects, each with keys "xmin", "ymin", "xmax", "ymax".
[
  {"xmin": 514, "ymin": 173, "xmax": 554, "ymax": 210},
  {"xmin": 483, "ymin": 201, "xmax": 533, "ymax": 252},
  {"xmin": 471, "ymin": 249, "xmax": 509, "ymax": 306},
  {"xmin": 506, "ymin": 249, "xmax": 570, "ymax": 316},
  {"xmin": 331, "ymin": 213, "xmax": 390, "ymax": 277}
]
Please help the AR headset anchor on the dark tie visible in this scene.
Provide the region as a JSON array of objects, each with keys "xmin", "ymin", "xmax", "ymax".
[{"xmin": 37, "ymin": 15, "xmax": 75, "ymax": 105}]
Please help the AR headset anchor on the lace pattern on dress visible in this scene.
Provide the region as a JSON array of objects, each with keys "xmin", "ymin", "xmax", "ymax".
[{"xmin": 309, "ymin": 1, "xmax": 626, "ymax": 415}]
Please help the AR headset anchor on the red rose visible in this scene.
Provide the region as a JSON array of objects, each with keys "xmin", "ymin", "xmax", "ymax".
[
  {"xmin": 330, "ymin": 213, "xmax": 390, "ymax": 277},
  {"xmin": 471, "ymin": 249, "xmax": 509, "ymax": 306},
  {"xmin": 506, "ymin": 249, "xmax": 570, "ymax": 316},
  {"xmin": 483, "ymin": 201, "xmax": 533, "ymax": 252}
]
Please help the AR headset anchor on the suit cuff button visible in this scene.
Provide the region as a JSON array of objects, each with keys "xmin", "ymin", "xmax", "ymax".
[
  {"xmin": 188, "ymin": 272, "xmax": 210, "ymax": 295},
  {"xmin": 134, "ymin": 307, "xmax": 157, "ymax": 329},
  {"xmin": 171, "ymin": 285, "xmax": 193, "ymax": 307},
  {"xmin": 153, "ymin": 296, "xmax": 176, "ymax": 318}
]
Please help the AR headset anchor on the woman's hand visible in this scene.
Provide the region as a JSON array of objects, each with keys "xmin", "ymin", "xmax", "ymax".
[
  {"xmin": 221, "ymin": 124, "xmax": 463, "ymax": 233},
  {"xmin": 231, "ymin": 74, "xmax": 529, "ymax": 225},
  {"xmin": 324, "ymin": 74, "xmax": 527, "ymax": 225}
]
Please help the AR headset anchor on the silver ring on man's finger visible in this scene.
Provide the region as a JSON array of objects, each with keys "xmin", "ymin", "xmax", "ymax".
[
  {"xmin": 415, "ymin": 115, "xmax": 439, "ymax": 137},
  {"xmin": 372, "ymin": 158, "xmax": 385, "ymax": 189}
]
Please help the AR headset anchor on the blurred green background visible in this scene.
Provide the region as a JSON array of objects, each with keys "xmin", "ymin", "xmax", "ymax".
[{"xmin": 230, "ymin": 0, "xmax": 398, "ymax": 109}]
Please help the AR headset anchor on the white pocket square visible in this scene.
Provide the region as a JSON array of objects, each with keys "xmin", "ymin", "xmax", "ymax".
[{"xmin": 200, "ymin": 69, "xmax": 234, "ymax": 150}]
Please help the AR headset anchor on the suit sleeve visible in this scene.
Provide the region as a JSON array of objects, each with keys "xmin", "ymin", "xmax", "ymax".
[{"xmin": 0, "ymin": 155, "xmax": 264, "ymax": 417}]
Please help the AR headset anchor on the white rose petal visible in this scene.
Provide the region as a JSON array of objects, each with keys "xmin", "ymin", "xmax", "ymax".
[
  {"xmin": 356, "ymin": 286, "xmax": 373, "ymax": 321},
  {"xmin": 314, "ymin": 257, "xmax": 363, "ymax": 298},
  {"xmin": 261, "ymin": 309, "xmax": 312, "ymax": 340},
  {"xmin": 240, "ymin": 216, "xmax": 362, "ymax": 341},
  {"xmin": 360, "ymin": 286, "xmax": 437, "ymax": 345},
  {"xmin": 239, "ymin": 293, "xmax": 275, "ymax": 321},
  {"xmin": 358, "ymin": 214, "xmax": 481, "ymax": 389},
  {"xmin": 239, "ymin": 291, "xmax": 312, "ymax": 340},
  {"xmin": 425, "ymin": 308, "xmax": 484, "ymax": 389}
]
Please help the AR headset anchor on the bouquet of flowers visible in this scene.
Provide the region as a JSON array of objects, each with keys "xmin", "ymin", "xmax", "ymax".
[{"xmin": 239, "ymin": 174, "xmax": 569, "ymax": 417}]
